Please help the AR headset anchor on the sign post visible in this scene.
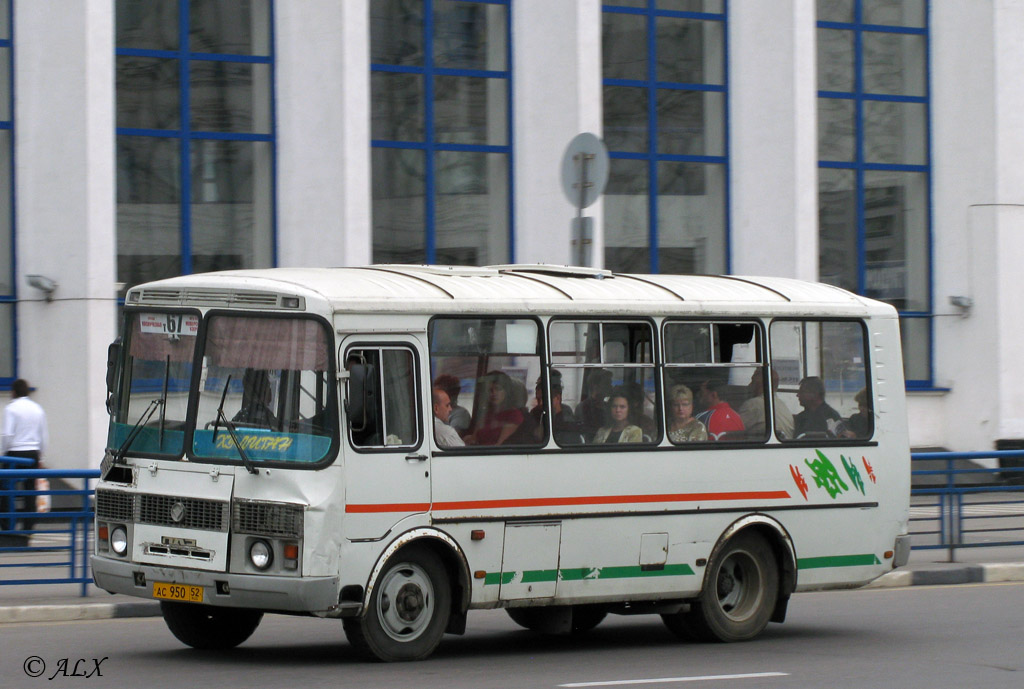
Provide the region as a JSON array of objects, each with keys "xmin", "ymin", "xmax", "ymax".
[{"xmin": 561, "ymin": 133, "xmax": 609, "ymax": 267}]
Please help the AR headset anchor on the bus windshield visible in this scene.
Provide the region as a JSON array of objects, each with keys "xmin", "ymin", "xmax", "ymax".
[
  {"xmin": 191, "ymin": 314, "xmax": 337, "ymax": 466},
  {"xmin": 108, "ymin": 311, "xmax": 200, "ymax": 457}
]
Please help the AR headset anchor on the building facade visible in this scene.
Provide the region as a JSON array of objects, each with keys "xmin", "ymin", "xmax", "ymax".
[{"xmin": 4, "ymin": 0, "xmax": 1023, "ymax": 468}]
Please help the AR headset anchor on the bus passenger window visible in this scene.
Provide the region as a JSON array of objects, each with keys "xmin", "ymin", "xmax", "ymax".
[
  {"xmin": 430, "ymin": 318, "xmax": 544, "ymax": 449},
  {"xmin": 549, "ymin": 320, "xmax": 657, "ymax": 446},
  {"xmin": 663, "ymin": 321, "xmax": 765, "ymax": 444},
  {"xmin": 770, "ymin": 320, "xmax": 873, "ymax": 442}
]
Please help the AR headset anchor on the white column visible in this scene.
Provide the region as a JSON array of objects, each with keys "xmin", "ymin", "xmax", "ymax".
[
  {"xmin": 728, "ymin": 0, "xmax": 818, "ymax": 280},
  {"xmin": 918, "ymin": 0, "xmax": 1024, "ymax": 453},
  {"xmin": 275, "ymin": 0, "xmax": 371, "ymax": 267},
  {"xmin": 513, "ymin": 0, "xmax": 604, "ymax": 267},
  {"xmin": 14, "ymin": 0, "xmax": 117, "ymax": 470}
]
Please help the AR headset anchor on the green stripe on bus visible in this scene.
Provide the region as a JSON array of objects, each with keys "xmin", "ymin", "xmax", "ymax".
[
  {"xmin": 484, "ymin": 563, "xmax": 695, "ymax": 586},
  {"xmin": 797, "ymin": 554, "xmax": 881, "ymax": 569}
]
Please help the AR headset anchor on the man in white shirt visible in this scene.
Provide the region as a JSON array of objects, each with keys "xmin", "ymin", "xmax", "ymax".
[
  {"xmin": 3, "ymin": 379, "xmax": 48, "ymax": 531},
  {"xmin": 432, "ymin": 388, "xmax": 464, "ymax": 449}
]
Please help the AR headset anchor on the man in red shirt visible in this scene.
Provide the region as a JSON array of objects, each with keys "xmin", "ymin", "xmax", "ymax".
[{"xmin": 696, "ymin": 379, "xmax": 745, "ymax": 440}]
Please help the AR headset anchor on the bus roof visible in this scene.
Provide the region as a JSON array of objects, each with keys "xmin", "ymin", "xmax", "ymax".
[{"xmin": 125, "ymin": 264, "xmax": 897, "ymax": 318}]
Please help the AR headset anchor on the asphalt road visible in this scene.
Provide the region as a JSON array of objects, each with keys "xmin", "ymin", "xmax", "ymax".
[{"xmin": 2, "ymin": 583, "xmax": 1023, "ymax": 689}]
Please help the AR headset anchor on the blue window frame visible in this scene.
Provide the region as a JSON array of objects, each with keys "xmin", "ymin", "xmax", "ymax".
[
  {"xmin": 602, "ymin": 0, "xmax": 728, "ymax": 275},
  {"xmin": 0, "ymin": 0, "xmax": 14, "ymax": 383},
  {"xmin": 816, "ymin": 0, "xmax": 932, "ymax": 387},
  {"xmin": 115, "ymin": 0, "xmax": 277, "ymax": 295},
  {"xmin": 370, "ymin": 0, "xmax": 513, "ymax": 266}
]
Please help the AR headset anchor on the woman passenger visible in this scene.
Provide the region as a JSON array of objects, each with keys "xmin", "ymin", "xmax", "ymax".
[
  {"xmin": 464, "ymin": 371, "xmax": 525, "ymax": 446},
  {"xmin": 666, "ymin": 384, "xmax": 708, "ymax": 443},
  {"xmin": 593, "ymin": 387, "xmax": 643, "ymax": 444}
]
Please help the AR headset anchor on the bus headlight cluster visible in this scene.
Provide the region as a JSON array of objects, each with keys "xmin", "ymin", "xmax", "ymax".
[{"xmin": 249, "ymin": 540, "xmax": 273, "ymax": 570}]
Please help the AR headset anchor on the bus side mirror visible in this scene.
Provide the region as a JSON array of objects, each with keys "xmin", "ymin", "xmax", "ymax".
[
  {"xmin": 106, "ymin": 339, "xmax": 121, "ymax": 395},
  {"xmin": 345, "ymin": 363, "xmax": 375, "ymax": 433},
  {"xmin": 105, "ymin": 339, "xmax": 122, "ymax": 415}
]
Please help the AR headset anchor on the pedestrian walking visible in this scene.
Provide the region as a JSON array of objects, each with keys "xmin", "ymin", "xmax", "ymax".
[{"xmin": 2, "ymin": 379, "xmax": 48, "ymax": 532}]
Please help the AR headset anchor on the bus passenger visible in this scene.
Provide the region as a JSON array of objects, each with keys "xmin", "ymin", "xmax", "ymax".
[
  {"xmin": 530, "ymin": 371, "xmax": 583, "ymax": 444},
  {"xmin": 593, "ymin": 388, "xmax": 643, "ymax": 444},
  {"xmin": 794, "ymin": 376, "xmax": 842, "ymax": 437},
  {"xmin": 839, "ymin": 387, "xmax": 871, "ymax": 439},
  {"xmin": 432, "ymin": 387, "xmax": 464, "ymax": 448},
  {"xmin": 433, "ymin": 374, "xmax": 470, "ymax": 436},
  {"xmin": 666, "ymin": 384, "xmax": 708, "ymax": 443},
  {"xmin": 464, "ymin": 371, "xmax": 525, "ymax": 446},
  {"xmin": 739, "ymin": 369, "xmax": 794, "ymax": 439},
  {"xmin": 696, "ymin": 379, "xmax": 744, "ymax": 440},
  {"xmin": 577, "ymin": 369, "xmax": 612, "ymax": 442}
]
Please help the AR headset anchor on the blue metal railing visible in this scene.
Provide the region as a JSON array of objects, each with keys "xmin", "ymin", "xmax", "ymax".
[
  {"xmin": 911, "ymin": 450, "xmax": 1024, "ymax": 562},
  {"xmin": 0, "ymin": 458, "xmax": 99, "ymax": 597}
]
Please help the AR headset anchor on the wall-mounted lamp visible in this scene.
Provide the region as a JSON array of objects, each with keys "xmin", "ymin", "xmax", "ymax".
[{"xmin": 26, "ymin": 274, "xmax": 58, "ymax": 302}]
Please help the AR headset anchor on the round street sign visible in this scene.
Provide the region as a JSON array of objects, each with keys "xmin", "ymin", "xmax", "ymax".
[{"xmin": 561, "ymin": 132, "xmax": 609, "ymax": 209}]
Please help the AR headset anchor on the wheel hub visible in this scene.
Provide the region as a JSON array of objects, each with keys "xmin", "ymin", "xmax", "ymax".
[
  {"xmin": 396, "ymin": 583, "xmax": 424, "ymax": 621},
  {"xmin": 718, "ymin": 570, "xmax": 736, "ymax": 598}
]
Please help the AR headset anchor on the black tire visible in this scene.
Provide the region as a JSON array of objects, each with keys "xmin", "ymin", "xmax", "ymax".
[
  {"xmin": 570, "ymin": 605, "xmax": 608, "ymax": 633},
  {"xmin": 507, "ymin": 605, "xmax": 607, "ymax": 634},
  {"xmin": 343, "ymin": 545, "xmax": 451, "ymax": 662},
  {"xmin": 160, "ymin": 602, "xmax": 263, "ymax": 650},
  {"xmin": 665, "ymin": 532, "xmax": 779, "ymax": 643}
]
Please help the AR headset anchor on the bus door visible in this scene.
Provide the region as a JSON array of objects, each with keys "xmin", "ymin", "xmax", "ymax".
[{"xmin": 341, "ymin": 338, "xmax": 430, "ymax": 540}]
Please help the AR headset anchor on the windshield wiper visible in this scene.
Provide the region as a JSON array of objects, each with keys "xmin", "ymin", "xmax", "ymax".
[
  {"xmin": 114, "ymin": 398, "xmax": 163, "ymax": 463},
  {"xmin": 212, "ymin": 375, "xmax": 258, "ymax": 475},
  {"xmin": 158, "ymin": 355, "xmax": 170, "ymax": 450}
]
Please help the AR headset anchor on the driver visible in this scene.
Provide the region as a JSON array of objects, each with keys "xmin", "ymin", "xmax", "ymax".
[{"xmin": 233, "ymin": 369, "xmax": 278, "ymax": 429}]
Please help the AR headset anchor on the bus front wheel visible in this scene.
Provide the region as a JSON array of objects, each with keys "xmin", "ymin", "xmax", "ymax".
[
  {"xmin": 160, "ymin": 602, "xmax": 263, "ymax": 650},
  {"xmin": 664, "ymin": 532, "xmax": 778, "ymax": 643},
  {"xmin": 343, "ymin": 545, "xmax": 452, "ymax": 662}
]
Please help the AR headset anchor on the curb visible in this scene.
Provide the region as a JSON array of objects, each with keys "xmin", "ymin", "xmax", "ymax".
[
  {"xmin": 865, "ymin": 563, "xmax": 1024, "ymax": 589},
  {"xmin": 0, "ymin": 601, "xmax": 161, "ymax": 625}
]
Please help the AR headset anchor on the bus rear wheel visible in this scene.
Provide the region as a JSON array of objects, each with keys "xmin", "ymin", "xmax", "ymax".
[
  {"xmin": 160, "ymin": 602, "xmax": 263, "ymax": 650},
  {"xmin": 343, "ymin": 545, "xmax": 451, "ymax": 662},
  {"xmin": 664, "ymin": 532, "xmax": 778, "ymax": 643}
]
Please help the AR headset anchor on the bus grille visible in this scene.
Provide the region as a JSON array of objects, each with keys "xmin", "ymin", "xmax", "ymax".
[
  {"xmin": 232, "ymin": 499, "xmax": 304, "ymax": 538},
  {"xmin": 95, "ymin": 489, "xmax": 135, "ymax": 522},
  {"xmin": 139, "ymin": 494, "xmax": 228, "ymax": 532}
]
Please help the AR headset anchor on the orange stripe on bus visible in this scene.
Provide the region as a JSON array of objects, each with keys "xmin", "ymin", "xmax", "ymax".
[
  {"xmin": 345, "ymin": 502, "xmax": 431, "ymax": 513},
  {"xmin": 345, "ymin": 491, "xmax": 791, "ymax": 514}
]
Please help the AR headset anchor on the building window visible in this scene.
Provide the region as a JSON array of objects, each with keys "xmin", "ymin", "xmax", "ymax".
[
  {"xmin": 817, "ymin": 0, "xmax": 931, "ymax": 386},
  {"xmin": 0, "ymin": 0, "xmax": 13, "ymax": 381},
  {"xmin": 370, "ymin": 0, "xmax": 513, "ymax": 266},
  {"xmin": 115, "ymin": 0, "xmax": 276, "ymax": 294},
  {"xmin": 601, "ymin": 0, "xmax": 728, "ymax": 275}
]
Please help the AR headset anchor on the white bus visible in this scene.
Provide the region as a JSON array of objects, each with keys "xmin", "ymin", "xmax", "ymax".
[{"xmin": 91, "ymin": 264, "xmax": 911, "ymax": 661}]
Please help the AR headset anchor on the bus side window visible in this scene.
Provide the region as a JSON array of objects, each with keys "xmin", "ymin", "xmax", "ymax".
[
  {"xmin": 430, "ymin": 317, "xmax": 545, "ymax": 449},
  {"xmin": 770, "ymin": 320, "xmax": 872, "ymax": 442},
  {"xmin": 549, "ymin": 320, "xmax": 657, "ymax": 446},
  {"xmin": 663, "ymin": 321, "xmax": 765, "ymax": 444},
  {"xmin": 346, "ymin": 347, "xmax": 420, "ymax": 450}
]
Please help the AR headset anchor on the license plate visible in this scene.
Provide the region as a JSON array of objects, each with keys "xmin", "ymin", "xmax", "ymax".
[{"xmin": 152, "ymin": 582, "xmax": 204, "ymax": 603}]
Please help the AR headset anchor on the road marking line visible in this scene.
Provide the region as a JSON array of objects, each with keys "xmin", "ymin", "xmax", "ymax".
[{"xmin": 559, "ymin": 672, "xmax": 789, "ymax": 687}]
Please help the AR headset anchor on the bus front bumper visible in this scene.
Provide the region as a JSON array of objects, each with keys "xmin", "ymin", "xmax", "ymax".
[{"xmin": 91, "ymin": 555, "xmax": 341, "ymax": 614}]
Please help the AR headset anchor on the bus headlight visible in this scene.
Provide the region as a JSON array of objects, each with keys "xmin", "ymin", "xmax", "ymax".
[
  {"xmin": 110, "ymin": 526, "xmax": 128, "ymax": 556},
  {"xmin": 249, "ymin": 540, "xmax": 273, "ymax": 570}
]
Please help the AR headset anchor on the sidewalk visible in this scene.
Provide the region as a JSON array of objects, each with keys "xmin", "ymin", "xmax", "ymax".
[{"xmin": 3, "ymin": 548, "xmax": 1024, "ymax": 625}]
